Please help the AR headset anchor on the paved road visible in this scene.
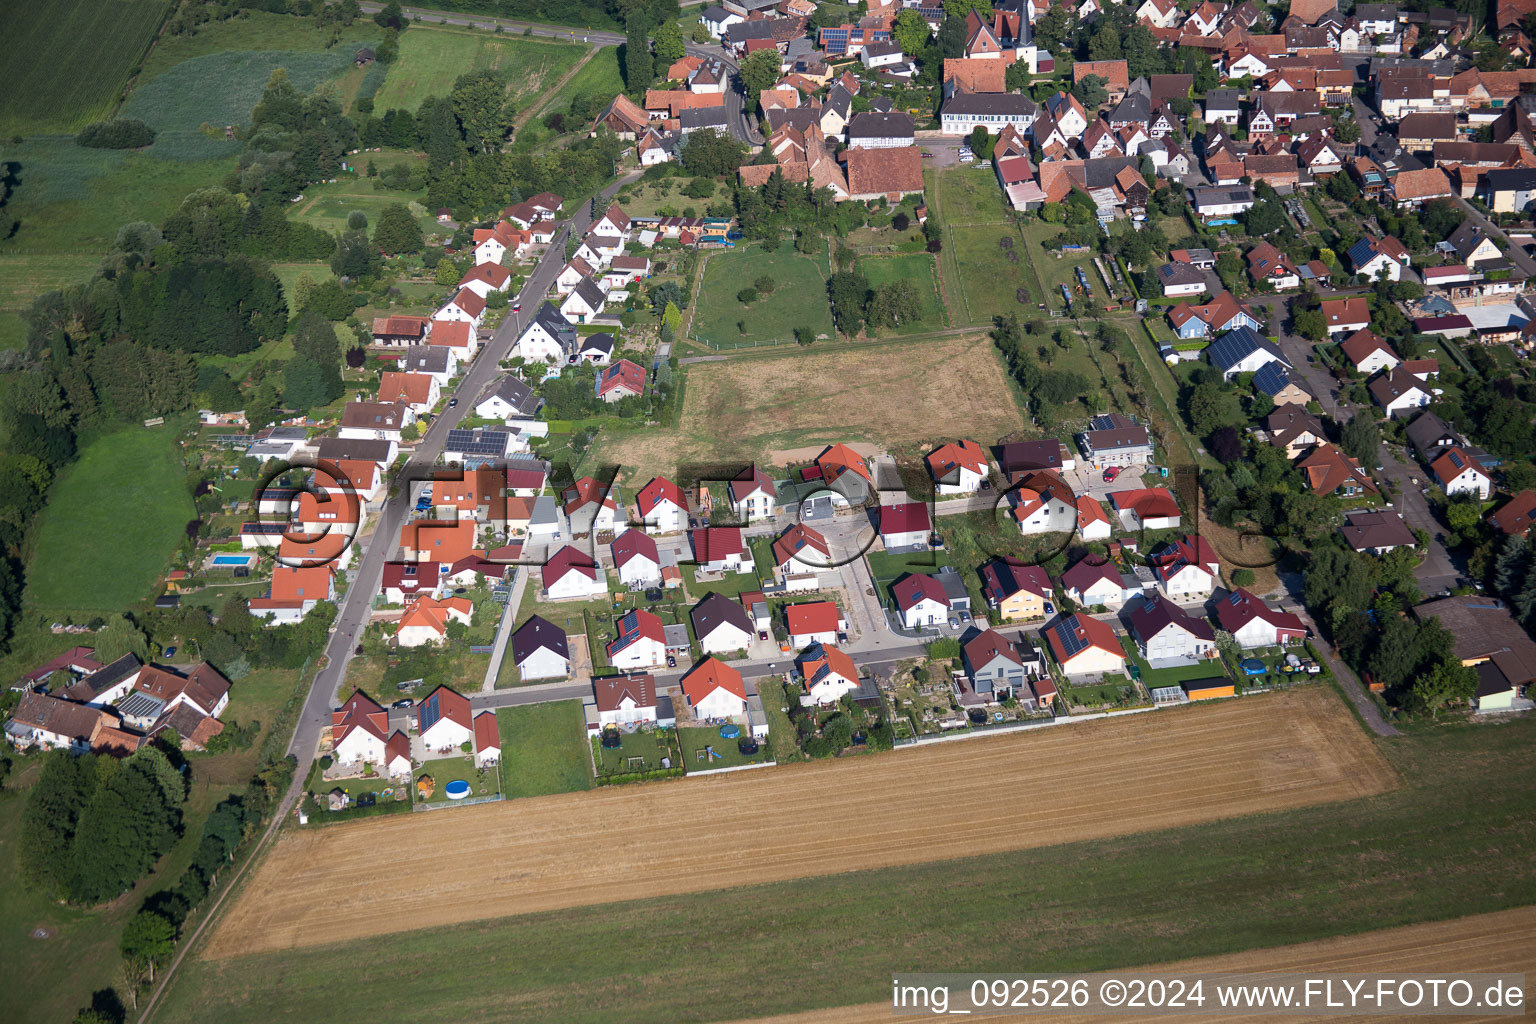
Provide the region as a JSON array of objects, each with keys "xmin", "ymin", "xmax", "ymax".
[
  {"xmin": 285, "ymin": 173, "xmax": 639, "ymax": 770},
  {"xmin": 358, "ymin": 1, "xmax": 760, "ymax": 144}
]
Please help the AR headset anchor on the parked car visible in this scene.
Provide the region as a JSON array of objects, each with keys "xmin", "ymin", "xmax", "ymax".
[
  {"xmin": 758, "ymin": 630, "xmax": 769, "ymax": 641},
  {"xmin": 1103, "ymin": 466, "xmax": 1121, "ymax": 482},
  {"xmin": 447, "ymin": 397, "xmax": 458, "ymax": 408},
  {"xmin": 1043, "ymin": 602, "xmax": 1054, "ymax": 615},
  {"xmin": 958, "ymin": 611, "xmax": 971, "ymax": 623},
  {"xmin": 666, "ymin": 655, "xmax": 677, "ymax": 668},
  {"xmin": 511, "ymin": 302, "xmax": 521, "ymax": 312},
  {"xmin": 162, "ymin": 646, "xmax": 177, "ymax": 658},
  {"xmin": 393, "ymin": 699, "xmax": 414, "ymax": 709}
]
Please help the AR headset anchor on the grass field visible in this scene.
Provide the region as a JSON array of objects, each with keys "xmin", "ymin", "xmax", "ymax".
[
  {"xmin": 372, "ymin": 28, "xmax": 586, "ymax": 112},
  {"xmin": 678, "ymin": 725, "xmax": 770, "ymax": 770},
  {"xmin": 0, "ymin": 0, "xmax": 171, "ymax": 134},
  {"xmin": 496, "ymin": 701, "xmax": 594, "ymax": 799},
  {"xmin": 856, "ymin": 253, "xmax": 946, "ymax": 333},
  {"xmin": 136, "ymin": 10, "xmax": 379, "ymax": 83},
  {"xmin": 925, "ymin": 166, "xmax": 1041, "ymax": 323},
  {"xmin": 289, "ymin": 184, "xmax": 437, "ymax": 238},
  {"xmin": 692, "ymin": 246, "xmax": 834, "ymax": 348},
  {"xmin": 24, "ymin": 426, "xmax": 193, "ymax": 615},
  {"xmin": 544, "ymin": 45, "xmax": 624, "ymax": 117},
  {"xmin": 594, "ymin": 335, "xmax": 1026, "ymax": 483},
  {"xmin": 1024, "ymin": 219, "xmax": 1101, "ymax": 313},
  {"xmin": 416, "ymin": 754, "xmax": 499, "ymax": 804},
  {"xmin": 122, "ymin": 48, "xmax": 363, "ymax": 162},
  {"xmin": 0, "ymin": 253, "xmax": 104, "ymax": 350},
  {"xmin": 151, "ymin": 697, "xmax": 1536, "ymax": 1024},
  {"xmin": 201, "ymin": 687, "xmax": 1386, "ymax": 956}
]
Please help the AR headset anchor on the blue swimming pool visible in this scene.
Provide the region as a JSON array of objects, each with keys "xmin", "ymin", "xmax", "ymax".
[
  {"xmin": 444, "ymin": 780, "xmax": 471, "ymax": 800},
  {"xmin": 211, "ymin": 555, "xmax": 253, "ymax": 566}
]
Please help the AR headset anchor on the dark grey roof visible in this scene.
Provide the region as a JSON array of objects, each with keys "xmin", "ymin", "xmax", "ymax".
[
  {"xmin": 1340, "ymin": 511, "xmax": 1416, "ymax": 551},
  {"xmin": 61, "ymin": 654, "xmax": 141, "ymax": 702},
  {"xmin": 1109, "ymin": 92, "xmax": 1151, "ymax": 125},
  {"xmin": 571, "ymin": 275, "xmax": 606, "ymax": 309},
  {"xmin": 766, "ymin": 107, "xmax": 819, "ymax": 133},
  {"xmin": 1482, "ymin": 167, "xmax": 1536, "ymax": 193},
  {"xmin": 1253, "ymin": 360, "xmax": 1304, "ymax": 398},
  {"xmin": 1128, "ymin": 595, "xmax": 1215, "ymax": 643},
  {"xmin": 1081, "ymin": 155, "xmax": 1140, "ymax": 189},
  {"xmin": 824, "ymin": 84, "xmax": 854, "ymax": 119},
  {"xmin": 398, "ymin": 346, "xmax": 452, "ymax": 374},
  {"xmin": 579, "ymin": 333, "xmax": 615, "ymax": 356},
  {"xmin": 512, "ymin": 615, "xmax": 569, "ymax": 663},
  {"xmin": 847, "ymin": 111, "xmax": 914, "ymax": 139},
  {"xmin": 1156, "ymin": 263, "xmax": 1207, "ymax": 287},
  {"xmin": 477, "ymin": 374, "xmax": 542, "ymax": 417},
  {"xmin": 1207, "ymin": 327, "xmax": 1288, "ymax": 373},
  {"xmin": 315, "ymin": 438, "xmax": 394, "ymax": 463},
  {"xmin": 528, "ymin": 301, "xmax": 576, "ymax": 341},
  {"xmin": 690, "ymin": 591, "xmax": 754, "ymax": 639},
  {"xmin": 1405, "ymin": 410, "xmax": 1463, "ymax": 452},
  {"xmin": 680, "ymin": 106, "xmax": 730, "ymax": 130},
  {"xmin": 942, "ymin": 92, "xmax": 1037, "ymax": 117},
  {"xmin": 1205, "ymin": 89, "xmax": 1241, "ymax": 110}
]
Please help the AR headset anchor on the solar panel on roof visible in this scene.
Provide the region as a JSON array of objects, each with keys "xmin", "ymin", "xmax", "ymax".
[
  {"xmin": 419, "ymin": 693, "xmax": 441, "ymax": 734},
  {"xmin": 1056, "ymin": 621, "xmax": 1090, "ymax": 658},
  {"xmin": 444, "ymin": 429, "xmax": 510, "ymax": 456},
  {"xmin": 241, "ymin": 522, "xmax": 288, "ymax": 535}
]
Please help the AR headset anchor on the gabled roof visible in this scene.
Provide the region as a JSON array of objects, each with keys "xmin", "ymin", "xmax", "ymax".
[
  {"xmin": 1253, "ymin": 360, "xmax": 1306, "ymax": 399},
  {"xmin": 332, "ymin": 690, "xmax": 388, "ymax": 746},
  {"xmin": 894, "ymin": 573, "xmax": 948, "ymax": 611},
  {"xmin": 399, "ymin": 596, "xmax": 471, "ymax": 637},
  {"xmin": 1341, "ymin": 510, "xmax": 1417, "ymax": 551},
  {"xmin": 1207, "ymin": 326, "xmax": 1290, "ymax": 373},
  {"xmin": 1368, "ymin": 365, "xmax": 1431, "ymax": 407},
  {"xmin": 786, "ymin": 600, "xmax": 840, "ymax": 636},
  {"xmin": 542, "ymin": 545, "xmax": 599, "ymax": 588},
  {"xmin": 1321, "ymin": 295, "xmax": 1370, "ymax": 327},
  {"xmin": 799, "ymin": 642, "xmax": 858, "ymax": 687},
  {"xmin": 637, "ymin": 476, "xmax": 688, "ymax": 514},
  {"xmin": 980, "ymin": 559, "xmax": 1051, "ymax": 604},
  {"xmin": 1044, "ymin": 613, "xmax": 1122, "ymax": 663},
  {"xmin": 612, "ymin": 529, "xmax": 660, "ymax": 569},
  {"xmin": 1059, "ymin": 555, "xmax": 1121, "ymax": 596},
  {"xmin": 680, "ymin": 657, "xmax": 747, "ymax": 705},
  {"xmin": 691, "ymin": 591, "xmax": 754, "ymax": 639},
  {"xmin": 926, "ymin": 439, "xmax": 989, "ymax": 484},
  {"xmin": 1489, "ymin": 490, "xmax": 1536, "ymax": 535},
  {"xmin": 1429, "ymin": 446, "xmax": 1489, "ymax": 485},
  {"xmin": 1128, "ymin": 594, "xmax": 1215, "ymax": 642},
  {"xmin": 512, "ymin": 615, "xmax": 569, "ymax": 663},
  {"xmin": 597, "ymin": 359, "xmax": 646, "ymax": 399},
  {"xmin": 691, "ymin": 526, "xmax": 744, "ymax": 563},
  {"xmin": 444, "ymin": 287, "xmax": 486, "ymax": 318},
  {"xmin": 879, "ymin": 502, "xmax": 931, "ymax": 535},
  {"xmin": 729, "ymin": 465, "xmax": 775, "ymax": 502},
  {"xmin": 1340, "ymin": 328, "xmax": 1399, "ymax": 367},
  {"xmin": 772, "ymin": 523, "xmax": 830, "ymax": 568},
  {"xmin": 593, "ymin": 672, "xmax": 657, "ymax": 713},
  {"xmin": 477, "ymin": 374, "xmax": 542, "ymax": 417},
  {"xmin": 1297, "ymin": 442, "xmax": 1380, "ymax": 495},
  {"xmin": 964, "ymin": 628, "xmax": 1024, "ymax": 671},
  {"xmin": 1215, "ymin": 587, "xmax": 1306, "ymax": 635}
]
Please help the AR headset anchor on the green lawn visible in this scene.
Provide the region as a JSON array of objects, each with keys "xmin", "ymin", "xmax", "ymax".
[
  {"xmin": 372, "ymin": 27, "xmax": 586, "ymax": 112},
  {"xmin": 289, "ymin": 183, "xmax": 437, "ymax": 240},
  {"xmin": 544, "ymin": 45, "xmax": 624, "ymax": 116},
  {"xmin": 1060, "ymin": 678, "xmax": 1140, "ymax": 708},
  {"xmin": 497, "ymin": 701, "xmax": 595, "ymax": 799},
  {"xmin": 136, "ymin": 10, "xmax": 380, "ymax": 83},
  {"xmin": 692, "ymin": 246, "xmax": 835, "ymax": 349},
  {"xmin": 1023, "ymin": 220, "xmax": 1101, "ymax": 313},
  {"xmin": 415, "ymin": 753, "xmax": 499, "ymax": 805},
  {"xmin": 24, "ymin": 427, "xmax": 193, "ymax": 615},
  {"xmin": 856, "ymin": 252, "xmax": 946, "ymax": 333},
  {"xmin": 0, "ymin": 0, "xmax": 171, "ymax": 134},
  {"xmin": 678, "ymin": 725, "xmax": 769, "ymax": 771},
  {"xmin": 151, "ymin": 697, "xmax": 1536, "ymax": 1024},
  {"xmin": 591, "ymin": 726, "xmax": 680, "ymax": 778},
  {"xmin": 923, "ymin": 167, "xmax": 1040, "ymax": 325},
  {"xmin": 0, "ymin": 253, "xmax": 104, "ymax": 351}
]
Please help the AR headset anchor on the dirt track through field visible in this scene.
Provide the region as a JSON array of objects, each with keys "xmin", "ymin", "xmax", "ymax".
[
  {"xmin": 205, "ymin": 689, "xmax": 1390, "ymax": 958},
  {"xmin": 716, "ymin": 905, "xmax": 1536, "ymax": 1024}
]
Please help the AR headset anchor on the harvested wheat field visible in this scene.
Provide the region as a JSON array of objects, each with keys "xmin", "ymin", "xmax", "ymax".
[
  {"xmin": 205, "ymin": 688, "xmax": 1389, "ymax": 958},
  {"xmin": 718, "ymin": 904, "xmax": 1536, "ymax": 1024},
  {"xmin": 598, "ymin": 334, "xmax": 1025, "ymax": 484}
]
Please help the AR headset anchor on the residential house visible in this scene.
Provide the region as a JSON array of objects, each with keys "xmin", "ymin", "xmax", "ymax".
[
  {"xmin": 1389, "ymin": 166, "xmax": 1455, "ymax": 208},
  {"xmin": 606, "ymin": 609, "xmax": 667, "ymax": 671},
  {"xmin": 1340, "ymin": 329, "xmax": 1402, "ymax": 374},
  {"xmin": 1397, "ymin": 111, "xmax": 1458, "ymax": 152},
  {"xmin": 395, "ymin": 345, "xmax": 457, "ymax": 386},
  {"xmin": 514, "ymin": 303, "xmax": 578, "ymax": 364},
  {"xmin": 399, "ymin": 518, "xmax": 476, "ymax": 564},
  {"xmin": 1342, "ymin": 510, "xmax": 1418, "ymax": 553},
  {"xmin": 1430, "ymin": 447, "xmax": 1492, "ymax": 498},
  {"xmin": 979, "ymin": 559, "xmax": 1052, "ymax": 621},
  {"xmin": 593, "ymin": 673, "xmax": 659, "ymax": 727},
  {"xmin": 331, "ymin": 691, "xmax": 403, "ymax": 766},
  {"xmin": 1266, "ymin": 406, "xmax": 1328, "ymax": 458},
  {"xmin": 798, "ymin": 643, "xmax": 860, "ymax": 706},
  {"xmin": 1297, "ymin": 442, "xmax": 1381, "ymax": 497},
  {"xmin": 691, "ymin": 526, "xmax": 748, "ymax": 574},
  {"xmin": 1215, "ymin": 587, "xmax": 1308, "ymax": 648},
  {"xmin": 371, "ymin": 315, "xmax": 431, "ymax": 348},
  {"xmin": 692, "ymin": 592, "xmax": 755, "ymax": 654},
  {"xmin": 635, "ymin": 476, "xmax": 689, "ymax": 534},
  {"xmin": 894, "ymin": 573, "xmax": 951, "ymax": 629},
  {"xmin": 1150, "ymin": 535, "xmax": 1221, "ymax": 601},
  {"xmin": 996, "ymin": 439, "xmax": 1075, "ymax": 483},
  {"xmin": 1078, "ymin": 412, "xmax": 1154, "ymax": 467},
  {"xmin": 474, "ymin": 375, "xmax": 544, "ymax": 421},
  {"xmin": 433, "ymin": 287, "xmax": 486, "ymax": 329},
  {"xmin": 927, "ymin": 439, "xmax": 990, "ymax": 494},
  {"xmin": 1255, "ymin": 358, "xmax": 1312, "ymax": 410},
  {"xmin": 1347, "ymin": 234, "xmax": 1412, "ymax": 281},
  {"xmin": 1489, "ymin": 490, "xmax": 1536, "ymax": 536},
  {"xmin": 612, "ymin": 530, "xmax": 662, "ymax": 589},
  {"xmin": 1204, "ymin": 89, "xmax": 1243, "ymax": 125},
  {"xmin": 1127, "ymin": 595, "xmax": 1216, "ymax": 666},
  {"xmin": 1167, "ymin": 291, "xmax": 1263, "ymax": 339},
  {"xmin": 941, "ymin": 92, "xmax": 1038, "ymax": 134},
  {"xmin": 1445, "ymin": 221, "xmax": 1504, "ymax": 267},
  {"xmin": 543, "ymin": 545, "xmax": 607, "ymax": 600},
  {"xmin": 844, "ymin": 145, "xmax": 925, "ymax": 201},
  {"xmin": 427, "ymin": 319, "xmax": 479, "ymax": 359},
  {"xmin": 339, "ymin": 401, "xmax": 413, "ymax": 443},
  {"xmin": 1110, "ymin": 487, "xmax": 1182, "ymax": 531},
  {"xmin": 1321, "ymin": 296, "xmax": 1372, "ymax": 334},
  {"xmin": 786, "ymin": 600, "xmax": 844, "ymax": 648},
  {"xmin": 1156, "ymin": 262, "xmax": 1209, "ymax": 297},
  {"xmin": 680, "ymin": 657, "xmax": 748, "ymax": 719},
  {"xmin": 560, "ymin": 276, "xmax": 606, "ymax": 323},
  {"xmin": 563, "ymin": 476, "xmax": 625, "ymax": 536},
  {"xmin": 513, "ymin": 615, "xmax": 571, "ymax": 680},
  {"xmin": 1369, "ymin": 366, "xmax": 1434, "ymax": 418},
  {"xmin": 772, "ymin": 523, "xmax": 831, "ymax": 574},
  {"xmin": 1007, "ymin": 471, "xmax": 1078, "ymax": 535},
  {"xmin": 846, "ymin": 111, "xmax": 915, "ymax": 148},
  {"xmin": 1189, "ymin": 185, "xmax": 1256, "ymax": 222},
  {"xmin": 1206, "ymin": 326, "xmax": 1291, "ymax": 381},
  {"xmin": 249, "ymin": 565, "xmax": 334, "ymax": 624},
  {"xmin": 1484, "ymin": 166, "xmax": 1536, "ymax": 212},
  {"xmin": 878, "ymin": 502, "xmax": 932, "ymax": 552},
  {"xmin": 962, "ymin": 629, "xmax": 1032, "ymax": 700},
  {"xmin": 729, "ymin": 465, "xmax": 777, "ymax": 522},
  {"xmin": 417, "ymin": 685, "xmax": 474, "ymax": 753},
  {"xmin": 1078, "ymin": 495, "xmax": 1113, "ymax": 540},
  {"xmin": 1044, "ymin": 613, "xmax": 1126, "ymax": 678},
  {"xmin": 1060, "ymin": 556, "xmax": 1138, "ymax": 610},
  {"xmin": 396, "ymin": 595, "xmax": 472, "ymax": 647},
  {"xmin": 377, "ymin": 371, "xmax": 439, "ymax": 415},
  {"xmin": 458, "ymin": 262, "xmax": 511, "ymax": 299},
  {"xmin": 1245, "ymin": 241, "xmax": 1301, "ymax": 290}
]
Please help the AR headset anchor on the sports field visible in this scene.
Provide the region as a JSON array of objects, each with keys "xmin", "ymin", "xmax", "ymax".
[
  {"xmin": 371, "ymin": 28, "xmax": 586, "ymax": 112},
  {"xmin": 595, "ymin": 334, "xmax": 1025, "ymax": 482},
  {"xmin": 717, "ymin": 905, "xmax": 1536, "ymax": 1024},
  {"xmin": 204, "ymin": 688, "xmax": 1387, "ymax": 957},
  {"xmin": 0, "ymin": 0, "xmax": 171, "ymax": 134},
  {"xmin": 856, "ymin": 252, "xmax": 946, "ymax": 333},
  {"xmin": 692, "ymin": 246, "xmax": 835, "ymax": 348},
  {"xmin": 24, "ymin": 427, "xmax": 193, "ymax": 615}
]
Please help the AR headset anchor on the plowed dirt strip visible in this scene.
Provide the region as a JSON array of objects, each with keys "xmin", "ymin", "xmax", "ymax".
[
  {"xmin": 205, "ymin": 689, "xmax": 1390, "ymax": 958},
  {"xmin": 716, "ymin": 905, "xmax": 1536, "ymax": 1024}
]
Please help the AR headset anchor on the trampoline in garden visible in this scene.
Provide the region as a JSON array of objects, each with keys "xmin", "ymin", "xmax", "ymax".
[
  {"xmin": 718, "ymin": 724, "xmax": 740, "ymax": 739},
  {"xmin": 444, "ymin": 780, "xmax": 471, "ymax": 800}
]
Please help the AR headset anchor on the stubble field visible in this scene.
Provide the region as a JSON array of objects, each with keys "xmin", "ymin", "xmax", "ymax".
[
  {"xmin": 205, "ymin": 688, "xmax": 1389, "ymax": 958},
  {"xmin": 596, "ymin": 334, "xmax": 1027, "ymax": 482}
]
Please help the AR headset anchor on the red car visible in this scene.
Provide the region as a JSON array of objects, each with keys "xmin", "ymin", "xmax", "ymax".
[{"xmin": 1102, "ymin": 467, "xmax": 1121, "ymax": 483}]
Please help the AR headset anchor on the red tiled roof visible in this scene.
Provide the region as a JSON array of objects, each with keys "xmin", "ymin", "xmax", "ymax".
[
  {"xmin": 786, "ymin": 600, "xmax": 840, "ymax": 636},
  {"xmin": 680, "ymin": 657, "xmax": 746, "ymax": 705}
]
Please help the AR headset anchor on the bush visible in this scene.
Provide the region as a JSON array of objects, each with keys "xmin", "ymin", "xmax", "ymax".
[
  {"xmin": 736, "ymin": 287, "xmax": 758, "ymax": 304},
  {"xmin": 76, "ymin": 119, "xmax": 156, "ymax": 149},
  {"xmin": 347, "ymin": 210, "xmax": 368, "ymax": 230},
  {"xmin": 1231, "ymin": 568, "xmax": 1256, "ymax": 587}
]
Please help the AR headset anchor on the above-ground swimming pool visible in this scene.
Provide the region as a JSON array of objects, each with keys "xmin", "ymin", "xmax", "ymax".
[
  {"xmin": 444, "ymin": 780, "xmax": 471, "ymax": 800},
  {"xmin": 210, "ymin": 554, "xmax": 255, "ymax": 567}
]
